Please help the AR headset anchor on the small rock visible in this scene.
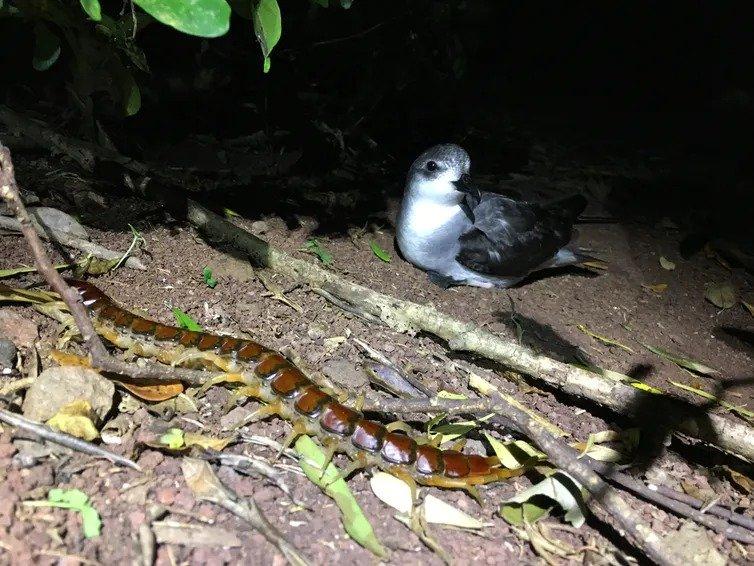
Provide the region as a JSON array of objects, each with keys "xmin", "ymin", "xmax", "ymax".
[
  {"xmin": 0, "ymin": 339, "xmax": 17, "ymax": 370},
  {"xmin": 321, "ymin": 359, "xmax": 367, "ymax": 389},
  {"xmin": 0, "ymin": 311, "xmax": 38, "ymax": 349},
  {"xmin": 29, "ymin": 206, "xmax": 89, "ymax": 240},
  {"xmin": 251, "ymin": 220, "xmax": 269, "ymax": 234},
  {"xmin": 307, "ymin": 322, "xmax": 328, "ymax": 341},
  {"xmin": 22, "ymin": 366, "xmax": 114, "ymax": 423}
]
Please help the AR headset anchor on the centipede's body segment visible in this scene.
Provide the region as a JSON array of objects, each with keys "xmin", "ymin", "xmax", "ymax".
[{"xmin": 66, "ymin": 279, "xmax": 520, "ymax": 488}]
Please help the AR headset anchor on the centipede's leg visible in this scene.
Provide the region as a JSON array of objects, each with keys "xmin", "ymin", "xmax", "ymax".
[
  {"xmin": 196, "ymin": 373, "xmax": 247, "ymax": 397},
  {"xmin": 172, "ymin": 350, "xmax": 233, "ymax": 372},
  {"xmin": 323, "ymin": 452, "xmax": 370, "ymax": 487},
  {"xmin": 449, "ymin": 438, "xmax": 467, "ymax": 452},
  {"xmin": 427, "ymin": 434, "xmax": 443, "ymax": 448},
  {"xmin": 317, "ymin": 437, "xmax": 340, "ymax": 480},
  {"xmin": 226, "ymin": 399, "xmax": 285, "ymax": 431},
  {"xmin": 275, "ymin": 420, "xmax": 309, "ymax": 461},
  {"xmin": 385, "ymin": 421, "xmax": 414, "ymax": 434}
]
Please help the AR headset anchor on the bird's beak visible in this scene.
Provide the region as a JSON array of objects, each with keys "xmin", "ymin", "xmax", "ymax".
[{"xmin": 452, "ymin": 174, "xmax": 480, "ymax": 199}]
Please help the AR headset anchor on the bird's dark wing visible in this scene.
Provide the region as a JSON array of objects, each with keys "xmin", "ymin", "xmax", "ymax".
[{"xmin": 456, "ymin": 194, "xmax": 586, "ymax": 277}]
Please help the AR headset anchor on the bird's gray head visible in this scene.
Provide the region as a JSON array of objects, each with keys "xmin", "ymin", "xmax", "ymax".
[{"xmin": 405, "ymin": 144, "xmax": 471, "ymax": 203}]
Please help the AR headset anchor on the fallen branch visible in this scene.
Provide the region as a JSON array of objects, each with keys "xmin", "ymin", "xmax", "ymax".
[
  {"xmin": 0, "ymin": 407, "xmax": 140, "ymax": 470},
  {"xmin": 0, "ymin": 215, "xmax": 146, "ymax": 270},
  {"xmin": 0, "ymin": 143, "xmax": 216, "ymax": 387},
  {"xmin": 185, "ymin": 199, "xmax": 754, "ymax": 463},
  {"xmin": 363, "ymin": 396, "xmax": 680, "ymax": 565}
]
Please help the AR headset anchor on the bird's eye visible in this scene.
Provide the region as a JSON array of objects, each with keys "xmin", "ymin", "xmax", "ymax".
[{"xmin": 426, "ymin": 160, "xmax": 438, "ymax": 172}]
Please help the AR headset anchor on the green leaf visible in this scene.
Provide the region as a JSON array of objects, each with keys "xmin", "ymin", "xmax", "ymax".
[
  {"xmin": 669, "ymin": 381, "xmax": 754, "ymax": 422},
  {"xmin": 160, "ymin": 427, "xmax": 186, "ymax": 449},
  {"xmin": 369, "ymin": 240, "xmax": 391, "ymax": 263},
  {"xmin": 295, "ymin": 436, "xmax": 386, "ymax": 557},
  {"xmin": 80, "ymin": 0, "xmax": 102, "ymax": 21},
  {"xmin": 500, "ymin": 471, "xmax": 587, "ymax": 528},
  {"xmin": 172, "ymin": 307, "xmax": 202, "ymax": 331},
  {"xmin": 80, "ymin": 505, "xmax": 102, "ymax": 538},
  {"xmin": 49, "ymin": 488, "xmax": 88, "ymax": 507},
  {"xmin": 252, "ymin": 0, "xmax": 281, "ymax": 73},
  {"xmin": 705, "ymin": 283, "xmax": 737, "ymax": 309},
  {"xmin": 133, "ymin": 0, "xmax": 231, "ymax": 38},
  {"xmin": 301, "ymin": 239, "xmax": 333, "ymax": 265},
  {"xmin": 500, "ymin": 499, "xmax": 550, "ymax": 526},
  {"xmin": 32, "ymin": 23, "xmax": 61, "ymax": 72},
  {"xmin": 45, "ymin": 489, "xmax": 102, "ymax": 539},
  {"xmin": 202, "ymin": 267, "xmax": 218, "ymax": 288},
  {"xmin": 641, "ymin": 343, "xmax": 718, "ymax": 376},
  {"xmin": 484, "ymin": 433, "xmax": 546, "ymax": 469}
]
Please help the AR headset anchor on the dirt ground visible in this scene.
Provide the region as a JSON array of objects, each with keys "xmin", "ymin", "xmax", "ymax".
[{"xmin": 1, "ymin": 131, "xmax": 753, "ymax": 565}]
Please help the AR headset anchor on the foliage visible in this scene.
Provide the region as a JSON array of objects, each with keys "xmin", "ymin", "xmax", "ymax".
[{"xmin": 3, "ymin": 0, "xmax": 354, "ymax": 119}]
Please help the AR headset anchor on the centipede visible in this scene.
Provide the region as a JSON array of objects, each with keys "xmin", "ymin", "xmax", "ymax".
[{"xmin": 64, "ymin": 279, "xmax": 522, "ymax": 492}]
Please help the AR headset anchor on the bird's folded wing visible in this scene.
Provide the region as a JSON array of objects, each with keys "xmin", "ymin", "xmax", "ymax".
[{"xmin": 456, "ymin": 195, "xmax": 574, "ymax": 277}]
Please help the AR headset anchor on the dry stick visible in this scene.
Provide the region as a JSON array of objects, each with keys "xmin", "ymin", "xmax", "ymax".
[
  {"xmin": 184, "ymin": 199, "xmax": 754, "ymax": 463},
  {"xmin": 183, "ymin": 204, "xmax": 680, "ymax": 565},
  {"xmin": 364, "ymin": 395, "xmax": 679, "ymax": 566},
  {"xmin": 0, "ymin": 407, "xmax": 140, "ymax": 470},
  {"xmin": 0, "ymin": 144, "xmax": 216, "ymax": 388},
  {"xmin": 362, "ymin": 354, "xmax": 754, "ymax": 543},
  {"xmin": 585, "ymin": 458, "xmax": 754, "ymax": 544}
]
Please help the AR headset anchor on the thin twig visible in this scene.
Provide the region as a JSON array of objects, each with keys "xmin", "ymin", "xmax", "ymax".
[
  {"xmin": 0, "ymin": 407, "xmax": 140, "ymax": 470},
  {"xmin": 0, "ymin": 143, "xmax": 221, "ymax": 387},
  {"xmin": 363, "ymin": 395, "xmax": 679, "ymax": 565},
  {"xmin": 183, "ymin": 199, "xmax": 754, "ymax": 464}
]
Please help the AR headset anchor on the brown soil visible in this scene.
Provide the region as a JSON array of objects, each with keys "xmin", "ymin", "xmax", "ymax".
[{"xmin": 1, "ymin": 141, "xmax": 753, "ymax": 565}]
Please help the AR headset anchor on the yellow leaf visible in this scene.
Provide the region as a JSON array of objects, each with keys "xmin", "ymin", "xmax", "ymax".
[
  {"xmin": 46, "ymin": 400, "xmax": 99, "ymax": 441},
  {"xmin": 184, "ymin": 432, "xmax": 234, "ymax": 451},
  {"xmin": 642, "ymin": 283, "xmax": 668, "ymax": 294}
]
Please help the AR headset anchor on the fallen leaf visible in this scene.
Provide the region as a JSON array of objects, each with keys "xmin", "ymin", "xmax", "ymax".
[
  {"xmin": 184, "ymin": 432, "xmax": 234, "ymax": 451},
  {"xmin": 500, "ymin": 472, "xmax": 587, "ymax": 528},
  {"xmin": 643, "ymin": 344, "xmax": 718, "ymax": 376},
  {"xmin": 160, "ymin": 428, "xmax": 186, "ymax": 450},
  {"xmin": 576, "ymin": 324, "xmax": 634, "ymax": 353},
  {"xmin": 484, "ymin": 433, "xmax": 546, "ymax": 469},
  {"xmin": 422, "ymin": 494, "xmax": 492, "ymax": 528},
  {"xmin": 369, "ymin": 472, "xmax": 413, "ymax": 515},
  {"xmin": 369, "ymin": 240, "xmax": 391, "ymax": 263},
  {"xmin": 659, "ymin": 256, "xmax": 676, "ymax": 270},
  {"xmin": 46, "ymin": 399, "xmax": 99, "ymax": 441},
  {"xmin": 295, "ymin": 436, "xmax": 386, "ymax": 557},
  {"xmin": 642, "ymin": 283, "xmax": 668, "ymax": 294},
  {"xmin": 301, "ymin": 239, "xmax": 333, "ymax": 265},
  {"xmin": 705, "ymin": 283, "xmax": 737, "ymax": 309},
  {"xmin": 172, "ymin": 307, "xmax": 202, "ymax": 331},
  {"xmin": 24, "ymin": 488, "xmax": 102, "ymax": 539},
  {"xmin": 669, "ymin": 381, "xmax": 754, "ymax": 422},
  {"xmin": 115, "ymin": 379, "xmax": 184, "ymax": 402}
]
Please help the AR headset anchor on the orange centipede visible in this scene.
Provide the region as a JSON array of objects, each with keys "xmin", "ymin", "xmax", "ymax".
[{"xmin": 66, "ymin": 279, "xmax": 521, "ymax": 491}]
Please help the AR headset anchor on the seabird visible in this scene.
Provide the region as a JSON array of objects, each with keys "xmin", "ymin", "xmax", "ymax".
[{"xmin": 396, "ymin": 143, "xmax": 596, "ymax": 288}]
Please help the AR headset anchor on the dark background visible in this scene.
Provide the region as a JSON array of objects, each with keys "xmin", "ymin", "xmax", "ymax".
[{"xmin": 1, "ymin": 1, "xmax": 753, "ymax": 246}]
